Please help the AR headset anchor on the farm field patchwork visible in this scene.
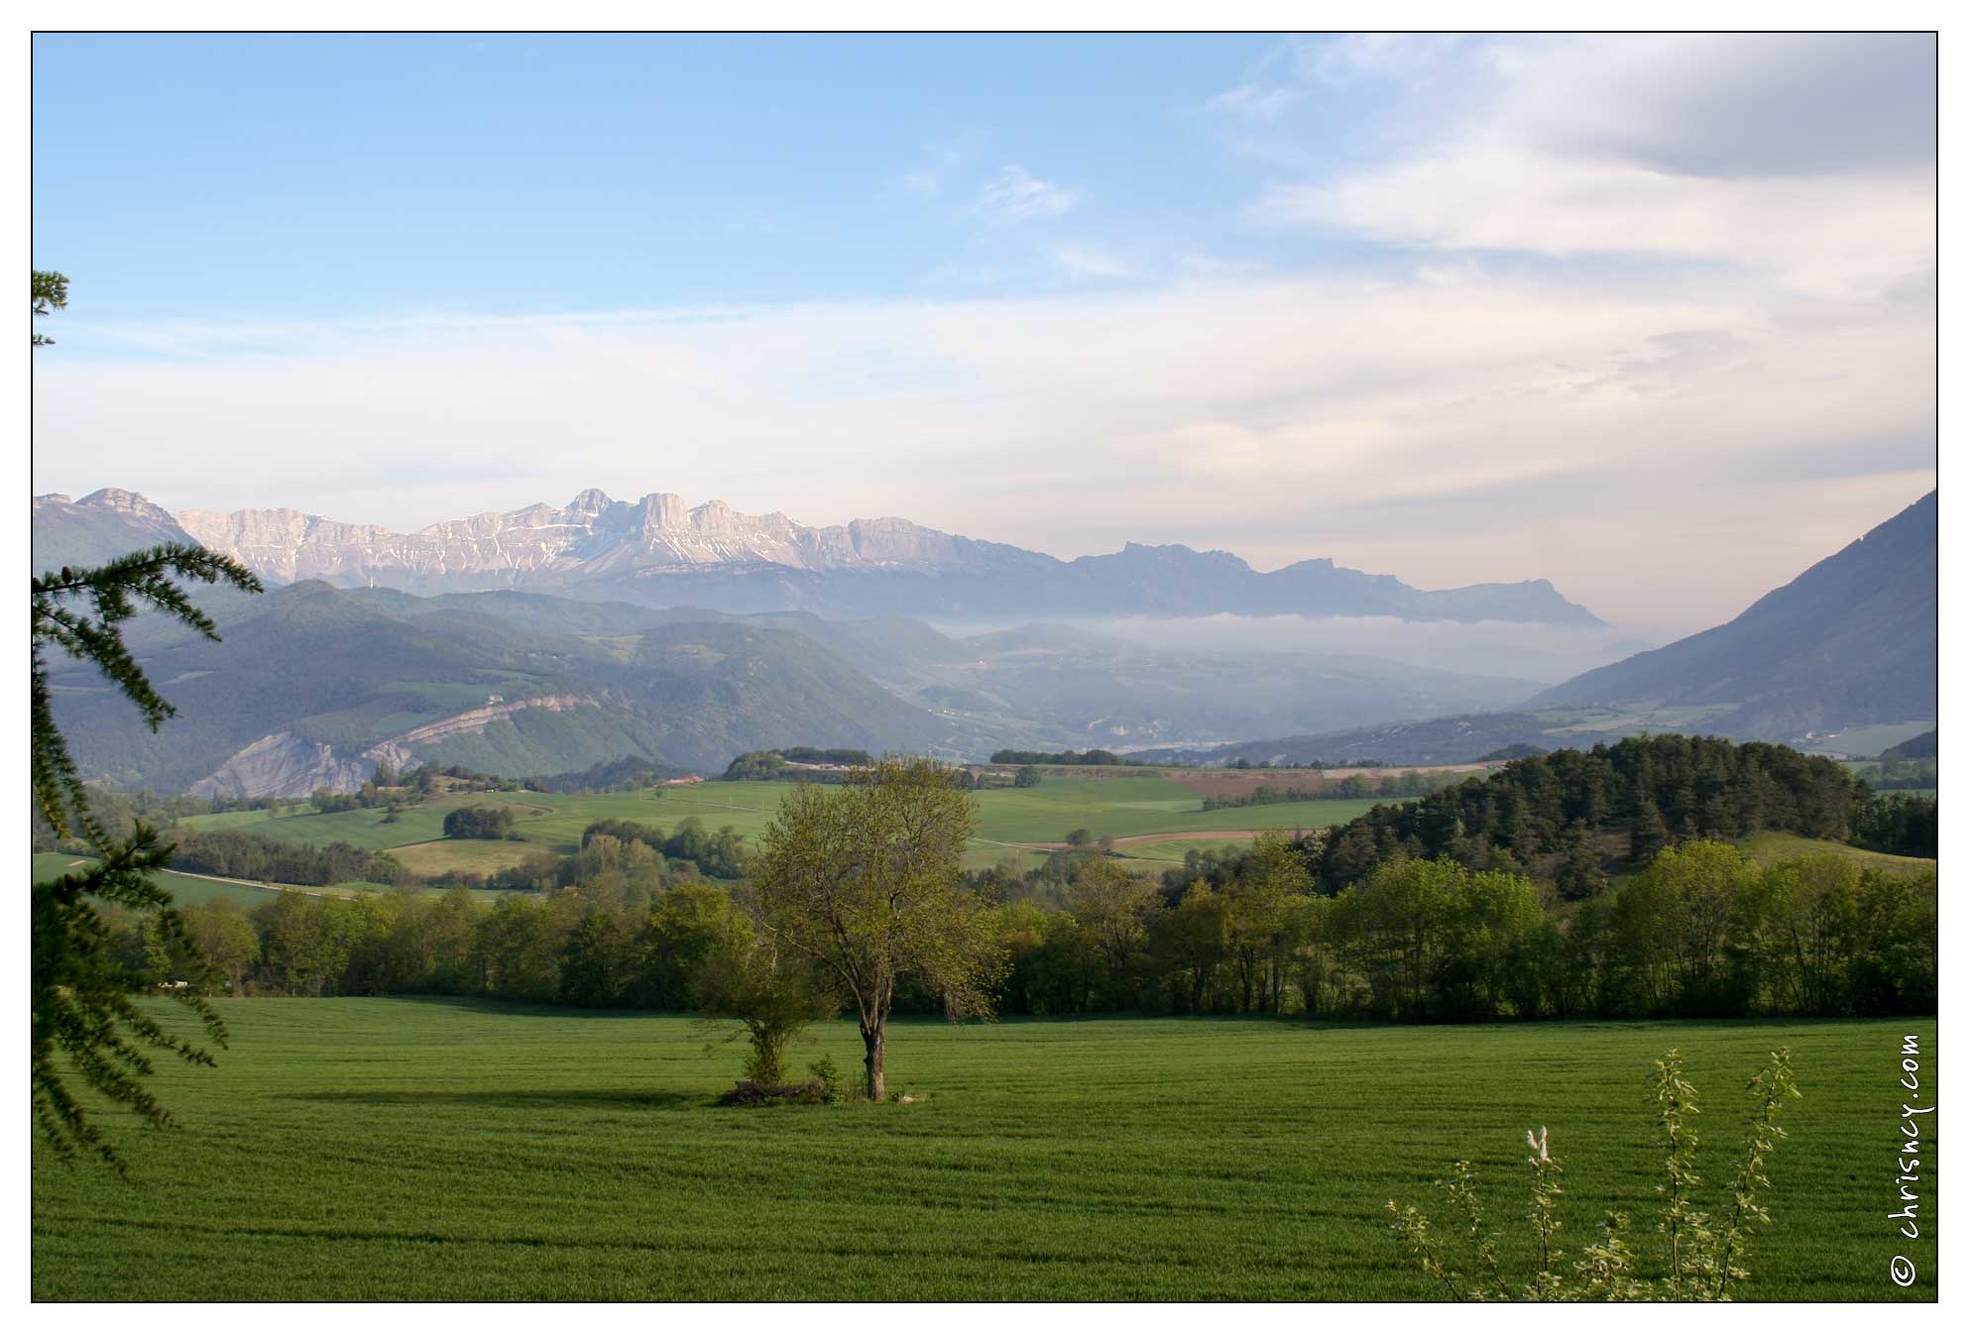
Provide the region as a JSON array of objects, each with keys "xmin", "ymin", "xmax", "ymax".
[
  {"xmin": 31, "ymin": 1000, "xmax": 1930, "ymax": 1301},
  {"xmin": 168, "ymin": 778, "xmax": 1396, "ymax": 885}
]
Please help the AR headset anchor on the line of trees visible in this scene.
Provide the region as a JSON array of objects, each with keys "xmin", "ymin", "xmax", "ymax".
[
  {"xmin": 1850, "ymin": 793, "xmax": 1937, "ymax": 858},
  {"xmin": 1199, "ymin": 771, "xmax": 1465, "ymax": 810},
  {"xmin": 119, "ymin": 830, "xmax": 1934, "ymax": 1028},
  {"xmin": 989, "ymin": 837, "xmax": 1934, "ymax": 1021},
  {"xmin": 168, "ymin": 829, "xmax": 406, "ymax": 887},
  {"xmin": 988, "ymin": 748, "xmax": 1137, "ymax": 766}
]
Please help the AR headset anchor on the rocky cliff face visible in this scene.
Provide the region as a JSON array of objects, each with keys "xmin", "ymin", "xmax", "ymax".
[
  {"xmin": 175, "ymin": 489, "xmax": 976, "ymax": 586},
  {"xmin": 187, "ymin": 732, "xmax": 417, "ymax": 799},
  {"xmin": 36, "ymin": 485, "xmax": 1605, "ymax": 624},
  {"xmin": 187, "ymin": 694, "xmax": 600, "ymax": 797}
]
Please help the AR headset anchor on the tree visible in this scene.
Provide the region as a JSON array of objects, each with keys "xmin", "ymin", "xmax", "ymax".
[
  {"xmin": 179, "ymin": 900, "xmax": 261, "ymax": 995},
  {"xmin": 692, "ymin": 909, "xmax": 837, "ymax": 1085},
  {"xmin": 749, "ymin": 756, "xmax": 1004, "ymax": 1100},
  {"xmin": 1224, "ymin": 831, "xmax": 1312, "ymax": 1013},
  {"xmin": 1069, "ymin": 857, "xmax": 1156, "ymax": 1008},
  {"xmin": 32, "ymin": 268, "xmax": 68, "ymax": 344},
  {"xmin": 32, "ymin": 542, "xmax": 262, "ymax": 1167},
  {"xmin": 1629, "ymin": 797, "xmax": 1671, "ymax": 864},
  {"xmin": 1013, "ymin": 765, "xmax": 1042, "ymax": 788},
  {"xmin": 1554, "ymin": 822, "xmax": 1610, "ymax": 901}
]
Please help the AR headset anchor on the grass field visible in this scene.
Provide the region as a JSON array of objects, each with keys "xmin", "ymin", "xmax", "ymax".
[
  {"xmin": 1736, "ymin": 831, "xmax": 1938, "ymax": 872},
  {"xmin": 31, "ymin": 1000, "xmax": 1933, "ymax": 1301},
  {"xmin": 168, "ymin": 779, "xmax": 1391, "ymax": 886},
  {"xmin": 30, "ymin": 852, "xmax": 295, "ymax": 907},
  {"xmin": 1796, "ymin": 721, "xmax": 1934, "ymax": 759}
]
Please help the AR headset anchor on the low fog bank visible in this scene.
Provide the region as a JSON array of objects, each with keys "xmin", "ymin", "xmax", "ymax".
[{"xmin": 929, "ymin": 614, "xmax": 1665, "ymax": 687}]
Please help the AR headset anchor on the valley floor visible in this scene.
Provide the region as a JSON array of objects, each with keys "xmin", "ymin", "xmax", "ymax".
[{"xmin": 32, "ymin": 999, "xmax": 1933, "ymax": 1301}]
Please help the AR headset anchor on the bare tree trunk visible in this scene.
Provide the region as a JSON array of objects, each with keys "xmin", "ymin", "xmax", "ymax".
[{"xmin": 861, "ymin": 1020, "xmax": 886, "ymax": 1101}]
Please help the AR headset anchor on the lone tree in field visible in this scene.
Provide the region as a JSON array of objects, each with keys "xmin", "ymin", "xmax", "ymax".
[{"xmin": 750, "ymin": 756, "xmax": 1004, "ymax": 1100}]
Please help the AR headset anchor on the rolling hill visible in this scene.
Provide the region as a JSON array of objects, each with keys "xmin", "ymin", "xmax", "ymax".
[
  {"xmin": 41, "ymin": 581, "xmax": 961, "ymax": 795},
  {"xmin": 1531, "ymin": 491, "xmax": 1937, "ymax": 738}
]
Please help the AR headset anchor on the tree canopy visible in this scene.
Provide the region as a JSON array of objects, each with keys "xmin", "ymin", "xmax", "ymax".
[{"xmin": 749, "ymin": 756, "xmax": 1003, "ymax": 1099}]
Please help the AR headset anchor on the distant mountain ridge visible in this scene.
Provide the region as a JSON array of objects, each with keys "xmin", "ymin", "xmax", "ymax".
[
  {"xmin": 1146, "ymin": 489, "xmax": 1939, "ymax": 766},
  {"xmin": 1530, "ymin": 491, "xmax": 1937, "ymax": 737},
  {"xmin": 32, "ymin": 489, "xmax": 201, "ymax": 571},
  {"xmin": 35, "ymin": 486, "xmax": 1603, "ymax": 625}
]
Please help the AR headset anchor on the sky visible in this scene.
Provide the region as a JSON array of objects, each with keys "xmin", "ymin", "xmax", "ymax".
[{"xmin": 30, "ymin": 33, "xmax": 1936, "ymax": 634}]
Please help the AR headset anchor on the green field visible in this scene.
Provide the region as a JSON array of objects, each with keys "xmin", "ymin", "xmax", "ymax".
[
  {"xmin": 168, "ymin": 779, "xmax": 1390, "ymax": 886},
  {"xmin": 31, "ymin": 1000, "xmax": 1932, "ymax": 1300},
  {"xmin": 30, "ymin": 852, "xmax": 296, "ymax": 907},
  {"xmin": 1798, "ymin": 721, "xmax": 1934, "ymax": 759},
  {"xmin": 1736, "ymin": 831, "xmax": 1938, "ymax": 872}
]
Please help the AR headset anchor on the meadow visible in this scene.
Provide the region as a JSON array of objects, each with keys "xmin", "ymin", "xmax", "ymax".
[
  {"xmin": 172, "ymin": 775, "xmax": 1392, "ymax": 883},
  {"xmin": 31, "ymin": 1000, "xmax": 1931, "ymax": 1301},
  {"xmin": 30, "ymin": 851, "xmax": 293, "ymax": 907}
]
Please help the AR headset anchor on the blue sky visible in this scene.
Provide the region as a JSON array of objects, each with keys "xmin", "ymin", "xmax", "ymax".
[
  {"xmin": 34, "ymin": 34, "xmax": 1370, "ymax": 316},
  {"xmin": 31, "ymin": 33, "xmax": 1937, "ymax": 631}
]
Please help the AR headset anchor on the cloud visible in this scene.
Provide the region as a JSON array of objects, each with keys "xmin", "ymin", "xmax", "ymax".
[
  {"xmin": 973, "ymin": 165, "xmax": 1078, "ymax": 223},
  {"xmin": 1258, "ymin": 148, "xmax": 1934, "ymax": 299},
  {"xmin": 33, "ymin": 259, "xmax": 1932, "ymax": 632},
  {"xmin": 1295, "ymin": 33, "xmax": 1468, "ymax": 86},
  {"xmin": 1250, "ymin": 34, "xmax": 1936, "ymax": 300},
  {"xmin": 30, "ymin": 37, "xmax": 1933, "ymax": 636},
  {"xmin": 897, "ymin": 130, "xmax": 989, "ymax": 199},
  {"xmin": 1205, "ymin": 83, "xmax": 1301, "ymax": 124},
  {"xmin": 1051, "ymin": 246, "xmax": 1136, "ymax": 281}
]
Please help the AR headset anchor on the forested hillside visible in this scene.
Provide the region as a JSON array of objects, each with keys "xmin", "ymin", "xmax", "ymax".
[
  {"xmin": 1302, "ymin": 733, "xmax": 1869, "ymax": 894},
  {"xmin": 42, "ymin": 580, "xmax": 957, "ymax": 792}
]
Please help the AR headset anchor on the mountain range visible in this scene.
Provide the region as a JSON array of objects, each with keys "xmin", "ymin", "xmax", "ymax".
[
  {"xmin": 31, "ymin": 486, "xmax": 1933, "ymax": 792},
  {"xmin": 33, "ymin": 487, "xmax": 1603, "ymax": 625},
  {"xmin": 1530, "ymin": 491, "xmax": 1937, "ymax": 737},
  {"xmin": 1145, "ymin": 490, "xmax": 1938, "ymax": 766}
]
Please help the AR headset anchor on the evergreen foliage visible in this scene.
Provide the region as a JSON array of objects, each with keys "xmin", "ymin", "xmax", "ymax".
[
  {"xmin": 31, "ymin": 542, "xmax": 261, "ymax": 1168},
  {"xmin": 1850, "ymin": 793, "xmax": 1937, "ymax": 858},
  {"xmin": 32, "ymin": 268, "xmax": 68, "ymax": 344},
  {"xmin": 1303, "ymin": 734, "xmax": 1866, "ymax": 893}
]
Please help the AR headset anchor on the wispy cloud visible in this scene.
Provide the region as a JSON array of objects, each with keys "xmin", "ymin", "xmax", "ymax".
[
  {"xmin": 898, "ymin": 129, "xmax": 989, "ymax": 199},
  {"xmin": 1205, "ymin": 83, "xmax": 1301, "ymax": 124},
  {"xmin": 973, "ymin": 165, "xmax": 1078, "ymax": 223},
  {"xmin": 1051, "ymin": 245, "xmax": 1136, "ymax": 281}
]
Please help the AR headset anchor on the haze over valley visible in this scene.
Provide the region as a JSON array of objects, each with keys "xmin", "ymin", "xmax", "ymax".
[{"xmin": 31, "ymin": 481, "xmax": 1936, "ymax": 793}]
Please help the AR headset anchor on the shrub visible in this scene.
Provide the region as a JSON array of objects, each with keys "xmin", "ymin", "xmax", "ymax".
[
  {"xmin": 443, "ymin": 805, "xmax": 515, "ymax": 840},
  {"xmin": 1387, "ymin": 1047, "xmax": 1800, "ymax": 1301}
]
